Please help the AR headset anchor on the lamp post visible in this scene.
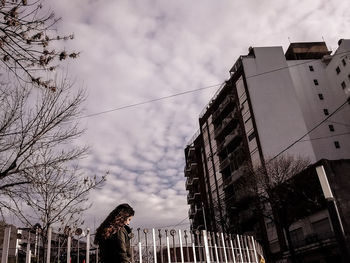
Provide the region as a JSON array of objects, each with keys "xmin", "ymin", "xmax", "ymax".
[{"xmin": 316, "ymin": 165, "xmax": 349, "ymax": 263}]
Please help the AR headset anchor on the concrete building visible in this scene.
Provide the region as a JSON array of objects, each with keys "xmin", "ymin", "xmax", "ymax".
[{"xmin": 184, "ymin": 39, "xmax": 350, "ymax": 262}]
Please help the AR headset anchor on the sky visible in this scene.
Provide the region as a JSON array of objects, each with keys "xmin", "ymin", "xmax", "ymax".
[{"xmin": 46, "ymin": 0, "xmax": 349, "ymax": 231}]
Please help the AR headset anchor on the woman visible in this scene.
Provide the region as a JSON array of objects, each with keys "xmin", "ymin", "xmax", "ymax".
[{"xmin": 95, "ymin": 203, "xmax": 135, "ymax": 263}]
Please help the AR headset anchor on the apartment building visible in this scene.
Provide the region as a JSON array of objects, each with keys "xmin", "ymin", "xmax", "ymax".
[{"xmin": 184, "ymin": 39, "xmax": 350, "ymax": 262}]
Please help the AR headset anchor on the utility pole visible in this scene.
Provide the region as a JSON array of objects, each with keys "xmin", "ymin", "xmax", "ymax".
[{"xmin": 316, "ymin": 165, "xmax": 350, "ymax": 263}]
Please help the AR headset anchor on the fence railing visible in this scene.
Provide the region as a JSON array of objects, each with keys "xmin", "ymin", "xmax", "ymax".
[{"xmin": 0, "ymin": 226, "xmax": 265, "ymax": 263}]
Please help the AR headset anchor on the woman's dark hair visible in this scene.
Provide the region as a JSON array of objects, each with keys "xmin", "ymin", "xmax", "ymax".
[{"xmin": 94, "ymin": 203, "xmax": 134, "ymax": 244}]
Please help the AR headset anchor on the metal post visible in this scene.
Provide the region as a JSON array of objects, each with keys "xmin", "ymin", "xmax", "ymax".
[
  {"xmin": 139, "ymin": 242, "xmax": 142, "ymax": 263},
  {"xmin": 202, "ymin": 230, "xmax": 210, "ymax": 263},
  {"xmin": 221, "ymin": 233, "xmax": 228, "ymax": 263},
  {"xmin": 236, "ymin": 235, "xmax": 243, "ymax": 263},
  {"xmin": 152, "ymin": 229, "xmax": 157, "ymax": 263},
  {"xmin": 46, "ymin": 227, "xmax": 52, "ymax": 263},
  {"xmin": 86, "ymin": 228, "xmax": 90, "ymax": 263},
  {"xmin": 67, "ymin": 233, "xmax": 71, "ymax": 263},
  {"xmin": 192, "ymin": 243, "xmax": 197, "ymax": 263},
  {"xmin": 166, "ymin": 236, "xmax": 171, "ymax": 263},
  {"xmin": 178, "ymin": 230, "xmax": 184, "ymax": 263},
  {"xmin": 1, "ymin": 226, "xmax": 11, "ymax": 263},
  {"xmin": 316, "ymin": 165, "xmax": 350, "ymax": 263},
  {"xmin": 230, "ymin": 239, "xmax": 236, "ymax": 263},
  {"xmin": 96, "ymin": 246, "xmax": 99, "ymax": 263},
  {"xmin": 245, "ymin": 236, "xmax": 251, "ymax": 263},
  {"xmin": 78, "ymin": 237, "xmax": 80, "ymax": 263},
  {"xmin": 251, "ymin": 237, "xmax": 259, "ymax": 263},
  {"xmin": 26, "ymin": 232, "xmax": 31, "ymax": 263},
  {"xmin": 214, "ymin": 244, "xmax": 219, "ymax": 263}
]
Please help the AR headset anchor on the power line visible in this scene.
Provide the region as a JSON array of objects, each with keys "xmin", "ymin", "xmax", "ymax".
[
  {"xmin": 76, "ymin": 50, "xmax": 350, "ymax": 120},
  {"xmin": 299, "ymin": 132, "xmax": 350, "ymax": 142},
  {"xmin": 77, "ymin": 83, "xmax": 223, "ymax": 119},
  {"xmin": 271, "ymin": 99, "xmax": 349, "ymax": 160}
]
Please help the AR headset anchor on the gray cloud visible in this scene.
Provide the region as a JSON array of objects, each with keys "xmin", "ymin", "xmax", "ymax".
[{"xmin": 43, "ymin": 0, "xmax": 350, "ymax": 231}]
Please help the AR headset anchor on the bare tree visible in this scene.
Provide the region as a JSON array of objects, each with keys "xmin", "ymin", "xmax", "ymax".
[
  {"xmin": 0, "ymin": 0, "xmax": 78, "ymax": 89},
  {"xmin": 6, "ymin": 148, "xmax": 105, "ymax": 232},
  {"xmin": 243, "ymin": 155, "xmax": 321, "ymax": 263},
  {"xmin": 0, "ymin": 78, "xmax": 106, "ymax": 227}
]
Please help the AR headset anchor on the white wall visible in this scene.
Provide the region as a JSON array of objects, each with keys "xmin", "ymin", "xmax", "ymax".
[{"xmin": 242, "ymin": 46, "xmax": 316, "ymax": 162}]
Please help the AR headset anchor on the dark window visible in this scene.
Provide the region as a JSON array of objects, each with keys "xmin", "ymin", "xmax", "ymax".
[
  {"xmin": 341, "ymin": 81, "xmax": 346, "ymax": 89},
  {"xmin": 342, "ymin": 59, "xmax": 346, "ymax": 66},
  {"xmin": 309, "ymin": 65, "xmax": 314, "ymax": 71},
  {"xmin": 336, "ymin": 66, "xmax": 341, "ymax": 74},
  {"xmin": 290, "ymin": 228, "xmax": 304, "ymax": 244},
  {"xmin": 334, "ymin": 141, "xmax": 340, "ymax": 149},
  {"xmin": 248, "ymin": 131, "xmax": 255, "ymax": 141},
  {"xmin": 328, "ymin": 125, "xmax": 334, "ymax": 132},
  {"xmin": 348, "ymin": 74, "xmax": 350, "ymax": 80},
  {"xmin": 318, "ymin": 93, "xmax": 324, "ymax": 100},
  {"xmin": 313, "ymin": 79, "xmax": 319, "ymax": 85},
  {"xmin": 323, "ymin": 109, "xmax": 329, "ymax": 115}
]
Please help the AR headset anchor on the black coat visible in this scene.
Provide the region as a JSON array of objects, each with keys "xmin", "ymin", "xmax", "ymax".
[{"xmin": 99, "ymin": 226, "xmax": 132, "ymax": 263}]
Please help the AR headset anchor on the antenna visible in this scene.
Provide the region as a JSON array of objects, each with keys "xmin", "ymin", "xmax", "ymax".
[{"xmin": 288, "ymin": 37, "xmax": 291, "ymax": 43}]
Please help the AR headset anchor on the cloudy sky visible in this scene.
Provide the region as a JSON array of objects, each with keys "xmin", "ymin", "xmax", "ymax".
[{"xmin": 47, "ymin": 0, "xmax": 349, "ymax": 230}]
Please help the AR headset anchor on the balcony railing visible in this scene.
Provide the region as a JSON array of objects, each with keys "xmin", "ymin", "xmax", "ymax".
[
  {"xmin": 212, "ymin": 95, "xmax": 235, "ymax": 121},
  {"xmin": 217, "ymin": 128, "xmax": 241, "ymax": 153},
  {"xmin": 214, "ymin": 109, "xmax": 238, "ymax": 139}
]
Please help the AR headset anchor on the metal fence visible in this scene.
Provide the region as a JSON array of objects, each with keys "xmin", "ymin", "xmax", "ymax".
[{"xmin": 0, "ymin": 226, "xmax": 265, "ymax": 263}]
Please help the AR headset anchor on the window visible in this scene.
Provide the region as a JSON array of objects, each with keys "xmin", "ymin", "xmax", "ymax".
[
  {"xmin": 309, "ymin": 65, "xmax": 314, "ymax": 71},
  {"xmin": 336, "ymin": 66, "xmax": 341, "ymax": 74},
  {"xmin": 334, "ymin": 141, "xmax": 340, "ymax": 149},
  {"xmin": 312, "ymin": 218, "xmax": 332, "ymax": 234},
  {"xmin": 329, "ymin": 125, "xmax": 334, "ymax": 132},
  {"xmin": 342, "ymin": 58, "xmax": 346, "ymax": 66},
  {"xmin": 318, "ymin": 93, "xmax": 324, "ymax": 100},
  {"xmin": 248, "ymin": 131, "xmax": 255, "ymax": 141},
  {"xmin": 323, "ymin": 109, "xmax": 329, "ymax": 115},
  {"xmin": 313, "ymin": 79, "xmax": 319, "ymax": 85},
  {"xmin": 290, "ymin": 228, "xmax": 304, "ymax": 244},
  {"xmin": 348, "ymin": 73, "xmax": 350, "ymax": 81},
  {"xmin": 341, "ymin": 81, "xmax": 346, "ymax": 89}
]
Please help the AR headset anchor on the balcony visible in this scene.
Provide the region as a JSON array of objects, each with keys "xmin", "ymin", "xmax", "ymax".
[
  {"xmin": 186, "ymin": 177, "xmax": 193, "ymax": 190},
  {"xmin": 187, "ymin": 193, "xmax": 194, "ymax": 204},
  {"xmin": 217, "ymin": 128, "xmax": 241, "ymax": 153},
  {"xmin": 212, "ymin": 95, "xmax": 235, "ymax": 121},
  {"xmin": 189, "ymin": 206, "xmax": 195, "ymax": 219},
  {"xmin": 214, "ymin": 109, "xmax": 238, "ymax": 139},
  {"xmin": 184, "ymin": 162, "xmax": 198, "ymax": 177}
]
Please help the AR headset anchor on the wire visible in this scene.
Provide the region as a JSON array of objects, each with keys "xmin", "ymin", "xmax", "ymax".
[
  {"xmin": 76, "ymin": 50, "xmax": 350, "ymax": 119},
  {"xmin": 150, "ymin": 216, "xmax": 190, "ymax": 229},
  {"xmin": 299, "ymin": 132, "xmax": 350, "ymax": 142},
  {"xmin": 326, "ymin": 120, "xmax": 350, "ymax": 128},
  {"xmin": 77, "ymin": 83, "xmax": 223, "ymax": 119},
  {"xmin": 270, "ymin": 99, "xmax": 349, "ymax": 160}
]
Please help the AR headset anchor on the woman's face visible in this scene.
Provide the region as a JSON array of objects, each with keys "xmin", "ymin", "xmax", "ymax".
[{"xmin": 124, "ymin": 216, "xmax": 133, "ymax": 226}]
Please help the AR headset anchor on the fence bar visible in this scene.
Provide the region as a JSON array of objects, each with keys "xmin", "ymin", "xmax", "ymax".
[
  {"xmin": 46, "ymin": 227, "xmax": 52, "ymax": 263},
  {"xmin": 153, "ymin": 229, "xmax": 157, "ymax": 263},
  {"xmin": 202, "ymin": 230, "xmax": 211, "ymax": 263},
  {"xmin": 86, "ymin": 228, "xmax": 90, "ymax": 263},
  {"xmin": 25, "ymin": 232, "xmax": 31, "ymax": 263},
  {"xmin": 230, "ymin": 239, "xmax": 236, "ymax": 263},
  {"xmin": 139, "ymin": 242, "xmax": 142, "ymax": 263},
  {"xmin": 1, "ymin": 226, "xmax": 11, "ymax": 263},
  {"xmin": 251, "ymin": 237, "xmax": 259, "ymax": 263},
  {"xmin": 245, "ymin": 236, "xmax": 251, "ymax": 263},
  {"xmin": 221, "ymin": 233, "xmax": 228, "ymax": 263},
  {"xmin": 214, "ymin": 244, "xmax": 219, "ymax": 263},
  {"xmin": 179, "ymin": 230, "xmax": 185, "ymax": 263},
  {"xmin": 192, "ymin": 243, "xmax": 197, "ymax": 263},
  {"xmin": 166, "ymin": 236, "xmax": 171, "ymax": 263},
  {"xmin": 67, "ymin": 233, "xmax": 71, "ymax": 263},
  {"xmin": 237, "ymin": 235, "xmax": 243, "ymax": 263}
]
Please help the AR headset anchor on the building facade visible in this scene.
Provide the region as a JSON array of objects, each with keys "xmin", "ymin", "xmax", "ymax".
[{"xmin": 184, "ymin": 39, "xmax": 350, "ymax": 262}]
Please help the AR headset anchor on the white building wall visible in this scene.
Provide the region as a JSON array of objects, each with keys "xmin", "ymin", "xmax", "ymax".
[{"xmin": 241, "ymin": 46, "xmax": 317, "ymax": 162}]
